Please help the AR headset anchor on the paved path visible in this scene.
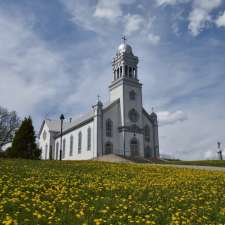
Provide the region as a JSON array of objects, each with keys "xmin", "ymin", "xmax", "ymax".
[
  {"xmin": 95, "ymin": 154, "xmax": 225, "ymax": 172},
  {"xmin": 95, "ymin": 154, "xmax": 133, "ymax": 163},
  {"xmin": 157, "ymin": 164, "xmax": 225, "ymax": 172}
]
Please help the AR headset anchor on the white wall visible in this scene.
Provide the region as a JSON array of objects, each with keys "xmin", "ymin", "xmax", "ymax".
[
  {"xmin": 1, "ymin": 142, "xmax": 12, "ymax": 151},
  {"xmin": 39, "ymin": 122, "xmax": 51, "ymax": 160},
  {"xmin": 103, "ymin": 101, "xmax": 122, "ymax": 155},
  {"xmin": 54, "ymin": 120, "xmax": 96, "ymax": 160}
]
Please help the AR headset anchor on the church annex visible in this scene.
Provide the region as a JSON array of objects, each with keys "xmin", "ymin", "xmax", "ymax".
[{"xmin": 39, "ymin": 41, "xmax": 159, "ymax": 160}]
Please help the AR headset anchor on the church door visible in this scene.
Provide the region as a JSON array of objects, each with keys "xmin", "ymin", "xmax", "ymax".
[
  {"xmin": 144, "ymin": 146, "xmax": 152, "ymax": 158},
  {"xmin": 105, "ymin": 142, "xmax": 113, "ymax": 154},
  {"xmin": 130, "ymin": 138, "xmax": 139, "ymax": 156}
]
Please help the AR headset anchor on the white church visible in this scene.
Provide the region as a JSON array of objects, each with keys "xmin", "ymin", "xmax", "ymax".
[{"xmin": 39, "ymin": 41, "xmax": 159, "ymax": 160}]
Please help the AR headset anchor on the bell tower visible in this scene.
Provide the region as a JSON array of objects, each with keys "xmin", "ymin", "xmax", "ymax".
[
  {"xmin": 111, "ymin": 36, "xmax": 139, "ymax": 85},
  {"xmin": 109, "ymin": 38, "xmax": 144, "ymax": 157}
]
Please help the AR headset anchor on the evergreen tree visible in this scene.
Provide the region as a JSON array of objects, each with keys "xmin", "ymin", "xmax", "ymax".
[{"xmin": 10, "ymin": 117, "xmax": 41, "ymax": 159}]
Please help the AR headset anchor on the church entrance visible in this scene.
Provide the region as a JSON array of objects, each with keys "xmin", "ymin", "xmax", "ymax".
[
  {"xmin": 130, "ymin": 137, "xmax": 139, "ymax": 156},
  {"xmin": 105, "ymin": 142, "xmax": 113, "ymax": 154},
  {"xmin": 144, "ymin": 146, "xmax": 152, "ymax": 158}
]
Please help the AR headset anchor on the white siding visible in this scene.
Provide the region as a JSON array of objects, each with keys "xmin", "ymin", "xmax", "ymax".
[{"xmin": 55, "ymin": 120, "xmax": 96, "ymax": 160}]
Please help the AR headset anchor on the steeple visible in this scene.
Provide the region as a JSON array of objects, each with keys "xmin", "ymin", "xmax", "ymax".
[{"xmin": 112, "ymin": 37, "xmax": 139, "ymax": 82}]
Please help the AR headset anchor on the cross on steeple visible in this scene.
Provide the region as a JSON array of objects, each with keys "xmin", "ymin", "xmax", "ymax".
[
  {"xmin": 122, "ymin": 35, "xmax": 127, "ymax": 44},
  {"xmin": 97, "ymin": 94, "xmax": 100, "ymax": 102}
]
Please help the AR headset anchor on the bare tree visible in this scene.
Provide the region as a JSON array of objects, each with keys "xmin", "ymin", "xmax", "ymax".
[{"xmin": 0, "ymin": 106, "xmax": 20, "ymax": 151}]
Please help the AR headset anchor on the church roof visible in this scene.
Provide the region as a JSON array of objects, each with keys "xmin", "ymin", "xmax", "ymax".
[
  {"xmin": 61, "ymin": 111, "xmax": 94, "ymax": 136},
  {"xmin": 38, "ymin": 111, "xmax": 94, "ymax": 138},
  {"xmin": 45, "ymin": 120, "xmax": 61, "ymax": 132},
  {"xmin": 103, "ymin": 98, "xmax": 120, "ymax": 112},
  {"xmin": 39, "ymin": 99, "xmax": 120, "ymax": 138},
  {"xmin": 142, "ymin": 108, "xmax": 157, "ymax": 124}
]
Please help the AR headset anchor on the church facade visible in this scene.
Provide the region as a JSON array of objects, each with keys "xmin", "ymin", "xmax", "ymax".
[{"xmin": 39, "ymin": 42, "xmax": 159, "ymax": 160}]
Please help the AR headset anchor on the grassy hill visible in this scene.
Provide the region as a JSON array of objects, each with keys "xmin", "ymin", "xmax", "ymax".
[
  {"xmin": 0, "ymin": 159, "xmax": 225, "ymax": 224},
  {"xmin": 161, "ymin": 160, "xmax": 225, "ymax": 167}
]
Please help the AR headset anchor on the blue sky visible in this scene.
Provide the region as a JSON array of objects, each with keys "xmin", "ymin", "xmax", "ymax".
[{"xmin": 1, "ymin": 0, "xmax": 225, "ymax": 159}]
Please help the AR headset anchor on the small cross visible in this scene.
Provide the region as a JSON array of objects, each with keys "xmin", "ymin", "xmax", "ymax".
[
  {"xmin": 152, "ymin": 107, "xmax": 154, "ymax": 113},
  {"xmin": 122, "ymin": 35, "xmax": 127, "ymax": 44},
  {"xmin": 97, "ymin": 95, "xmax": 100, "ymax": 102}
]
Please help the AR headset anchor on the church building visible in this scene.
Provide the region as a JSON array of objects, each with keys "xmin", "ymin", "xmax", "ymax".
[{"xmin": 39, "ymin": 41, "xmax": 159, "ymax": 160}]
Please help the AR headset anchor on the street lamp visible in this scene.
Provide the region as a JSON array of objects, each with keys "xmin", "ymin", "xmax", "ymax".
[{"xmin": 59, "ymin": 114, "xmax": 65, "ymax": 161}]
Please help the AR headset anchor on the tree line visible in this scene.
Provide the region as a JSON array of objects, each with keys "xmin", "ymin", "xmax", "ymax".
[{"xmin": 0, "ymin": 106, "xmax": 41, "ymax": 159}]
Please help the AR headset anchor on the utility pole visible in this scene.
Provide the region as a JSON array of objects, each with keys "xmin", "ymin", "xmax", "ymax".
[{"xmin": 217, "ymin": 142, "xmax": 223, "ymax": 160}]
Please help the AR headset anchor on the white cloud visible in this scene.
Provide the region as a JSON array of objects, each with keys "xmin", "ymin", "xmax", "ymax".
[
  {"xmin": 158, "ymin": 110, "xmax": 188, "ymax": 126},
  {"xmin": 147, "ymin": 33, "xmax": 160, "ymax": 45},
  {"xmin": 94, "ymin": 0, "xmax": 122, "ymax": 21},
  {"xmin": 188, "ymin": 8, "xmax": 211, "ymax": 36},
  {"xmin": 0, "ymin": 9, "xmax": 69, "ymax": 123},
  {"xmin": 156, "ymin": 0, "xmax": 190, "ymax": 6},
  {"xmin": 216, "ymin": 11, "xmax": 225, "ymax": 27},
  {"xmin": 193, "ymin": 0, "xmax": 222, "ymax": 11},
  {"xmin": 188, "ymin": 0, "xmax": 222, "ymax": 36},
  {"xmin": 124, "ymin": 14, "xmax": 144, "ymax": 35}
]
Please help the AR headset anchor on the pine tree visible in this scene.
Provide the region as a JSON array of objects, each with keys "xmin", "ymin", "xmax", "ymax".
[{"xmin": 10, "ymin": 117, "xmax": 41, "ymax": 159}]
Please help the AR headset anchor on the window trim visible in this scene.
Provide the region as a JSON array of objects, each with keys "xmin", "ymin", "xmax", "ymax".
[
  {"xmin": 106, "ymin": 119, "xmax": 113, "ymax": 137},
  {"xmin": 78, "ymin": 131, "xmax": 82, "ymax": 154},
  {"xmin": 69, "ymin": 135, "xmax": 74, "ymax": 156},
  {"xmin": 87, "ymin": 127, "xmax": 91, "ymax": 151}
]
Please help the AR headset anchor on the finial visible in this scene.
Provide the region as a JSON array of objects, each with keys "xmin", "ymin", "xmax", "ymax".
[
  {"xmin": 152, "ymin": 107, "xmax": 154, "ymax": 113},
  {"xmin": 122, "ymin": 35, "xmax": 127, "ymax": 44},
  {"xmin": 97, "ymin": 94, "xmax": 100, "ymax": 102}
]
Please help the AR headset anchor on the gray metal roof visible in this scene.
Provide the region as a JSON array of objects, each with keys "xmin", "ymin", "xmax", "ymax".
[
  {"xmin": 45, "ymin": 120, "xmax": 61, "ymax": 132},
  {"xmin": 39, "ymin": 99, "xmax": 120, "ymax": 137}
]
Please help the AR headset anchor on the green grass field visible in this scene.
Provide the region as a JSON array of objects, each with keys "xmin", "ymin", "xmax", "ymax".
[
  {"xmin": 0, "ymin": 159, "xmax": 225, "ymax": 225},
  {"xmin": 161, "ymin": 160, "xmax": 225, "ymax": 167}
]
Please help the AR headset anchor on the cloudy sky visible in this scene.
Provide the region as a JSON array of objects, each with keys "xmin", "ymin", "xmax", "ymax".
[{"xmin": 0, "ymin": 0, "xmax": 225, "ymax": 160}]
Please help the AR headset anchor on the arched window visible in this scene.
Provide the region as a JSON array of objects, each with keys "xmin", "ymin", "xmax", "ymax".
[
  {"xmin": 130, "ymin": 137, "xmax": 139, "ymax": 156},
  {"xmin": 56, "ymin": 142, "xmax": 59, "ymax": 160},
  {"xmin": 144, "ymin": 125, "xmax": 150, "ymax": 142},
  {"xmin": 129, "ymin": 67, "xmax": 132, "ymax": 78},
  {"xmin": 133, "ymin": 68, "xmax": 136, "ymax": 79},
  {"xmin": 69, "ymin": 135, "xmax": 74, "ymax": 156},
  {"xmin": 106, "ymin": 119, "xmax": 113, "ymax": 137},
  {"xmin": 45, "ymin": 144, "xmax": 48, "ymax": 160},
  {"xmin": 62, "ymin": 139, "xmax": 66, "ymax": 159},
  {"xmin": 117, "ymin": 68, "xmax": 119, "ymax": 79},
  {"xmin": 78, "ymin": 131, "xmax": 82, "ymax": 154},
  {"xmin": 120, "ymin": 66, "xmax": 122, "ymax": 77},
  {"xmin": 114, "ymin": 70, "xmax": 116, "ymax": 80},
  {"xmin": 125, "ymin": 65, "xmax": 128, "ymax": 77},
  {"xmin": 87, "ymin": 127, "xmax": 91, "ymax": 150},
  {"xmin": 105, "ymin": 142, "xmax": 113, "ymax": 154},
  {"xmin": 129, "ymin": 90, "xmax": 136, "ymax": 100}
]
